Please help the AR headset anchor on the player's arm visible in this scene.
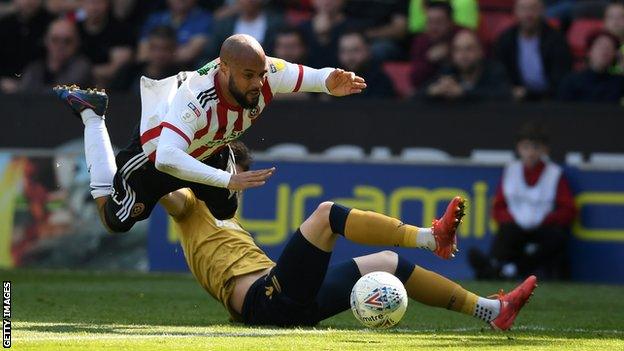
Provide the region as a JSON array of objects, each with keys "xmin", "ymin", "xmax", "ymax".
[
  {"xmin": 155, "ymin": 129, "xmax": 275, "ymax": 190},
  {"xmin": 159, "ymin": 189, "xmax": 192, "ymax": 218},
  {"xmin": 154, "ymin": 88, "xmax": 274, "ymax": 190},
  {"xmin": 268, "ymin": 57, "xmax": 367, "ymax": 97}
]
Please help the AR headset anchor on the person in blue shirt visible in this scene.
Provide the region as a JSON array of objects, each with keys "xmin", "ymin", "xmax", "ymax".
[{"xmin": 138, "ymin": 0, "xmax": 213, "ymax": 66}]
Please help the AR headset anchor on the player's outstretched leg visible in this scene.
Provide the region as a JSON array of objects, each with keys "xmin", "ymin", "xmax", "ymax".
[
  {"xmin": 323, "ymin": 197, "xmax": 466, "ymax": 259},
  {"xmin": 53, "ymin": 85, "xmax": 116, "ymax": 225},
  {"xmin": 315, "ymin": 251, "xmax": 537, "ymax": 330}
]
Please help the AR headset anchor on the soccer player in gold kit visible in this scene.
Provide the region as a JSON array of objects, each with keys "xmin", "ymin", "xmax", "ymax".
[{"xmin": 159, "ymin": 142, "xmax": 537, "ymax": 329}]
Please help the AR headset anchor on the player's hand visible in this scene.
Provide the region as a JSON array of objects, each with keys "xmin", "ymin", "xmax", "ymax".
[
  {"xmin": 227, "ymin": 167, "xmax": 275, "ymax": 190},
  {"xmin": 326, "ymin": 69, "xmax": 367, "ymax": 96}
]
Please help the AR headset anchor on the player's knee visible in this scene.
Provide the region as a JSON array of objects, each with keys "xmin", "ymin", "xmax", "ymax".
[
  {"xmin": 312, "ymin": 201, "xmax": 334, "ymax": 230},
  {"xmin": 374, "ymin": 250, "xmax": 399, "ymax": 273},
  {"xmin": 315, "ymin": 201, "xmax": 334, "ymax": 218}
]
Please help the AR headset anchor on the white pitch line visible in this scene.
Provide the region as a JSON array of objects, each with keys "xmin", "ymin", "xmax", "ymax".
[{"xmin": 15, "ymin": 325, "xmax": 624, "ymax": 343}]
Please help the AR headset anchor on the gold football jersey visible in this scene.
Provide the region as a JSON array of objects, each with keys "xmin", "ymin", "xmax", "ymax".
[{"xmin": 171, "ymin": 189, "xmax": 275, "ymax": 319}]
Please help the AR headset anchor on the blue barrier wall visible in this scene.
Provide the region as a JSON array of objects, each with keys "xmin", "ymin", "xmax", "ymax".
[{"xmin": 148, "ymin": 161, "xmax": 624, "ymax": 283}]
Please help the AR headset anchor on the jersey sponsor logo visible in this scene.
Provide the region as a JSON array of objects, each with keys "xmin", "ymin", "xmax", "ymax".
[
  {"xmin": 130, "ymin": 203, "xmax": 145, "ymax": 218},
  {"xmin": 197, "ymin": 87, "xmax": 217, "ymax": 108},
  {"xmin": 199, "ymin": 130, "xmax": 245, "ymax": 150},
  {"xmin": 187, "ymin": 102, "xmax": 201, "ymax": 118},
  {"xmin": 197, "ymin": 59, "xmax": 219, "ymax": 76}
]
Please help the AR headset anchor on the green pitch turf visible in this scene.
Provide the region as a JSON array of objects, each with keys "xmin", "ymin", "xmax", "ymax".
[{"xmin": 4, "ymin": 269, "xmax": 624, "ymax": 350}]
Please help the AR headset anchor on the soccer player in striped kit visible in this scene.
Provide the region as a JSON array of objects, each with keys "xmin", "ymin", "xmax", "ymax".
[{"xmin": 54, "ymin": 34, "xmax": 367, "ymax": 233}]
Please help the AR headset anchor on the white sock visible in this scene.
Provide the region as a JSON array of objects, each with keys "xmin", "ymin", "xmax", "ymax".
[
  {"xmin": 474, "ymin": 297, "xmax": 501, "ymax": 323},
  {"xmin": 81, "ymin": 109, "xmax": 116, "ymax": 199},
  {"xmin": 416, "ymin": 228, "xmax": 436, "ymax": 251}
]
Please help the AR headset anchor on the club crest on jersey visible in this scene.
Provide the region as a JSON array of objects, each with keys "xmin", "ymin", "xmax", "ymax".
[
  {"xmin": 249, "ymin": 107, "xmax": 260, "ymax": 119},
  {"xmin": 187, "ymin": 102, "xmax": 201, "ymax": 117},
  {"xmin": 130, "ymin": 203, "xmax": 145, "ymax": 218}
]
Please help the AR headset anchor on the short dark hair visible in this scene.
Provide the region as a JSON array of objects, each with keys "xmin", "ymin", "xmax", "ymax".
[
  {"xmin": 339, "ymin": 29, "xmax": 370, "ymax": 46},
  {"xmin": 148, "ymin": 25, "xmax": 177, "ymax": 42},
  {"xmin": 586, "ymin": 30, "xmax": 621, "ymax": 51},
  {"xmin": 425, "ymin": 0, "xmax": 453, "ymax": 18},
  {"xmin": 230, "ymin": 141, "xmax": 252, "ymax": 172},
  {"xmin": 516, "ymin": 122, "xmax": 549, "ymax": 145},
  {"xmin": 275, "ymin": 26, "xmax": 307, "ymax": 45}
]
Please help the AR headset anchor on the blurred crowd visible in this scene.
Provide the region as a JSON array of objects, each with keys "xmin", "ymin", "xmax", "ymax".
[{"xmin": 1, "ymin": 0, "xmax": 624, "ymax": 103}]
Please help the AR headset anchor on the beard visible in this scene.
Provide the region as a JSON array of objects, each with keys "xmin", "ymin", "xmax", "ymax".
[{"xmin": 228, "ymin": 77, "xmax": 260, "ymax": 109}]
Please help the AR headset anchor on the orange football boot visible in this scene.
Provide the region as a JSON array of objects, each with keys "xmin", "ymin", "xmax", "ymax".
[
  {"xmin": 431, "ymin": 196, "xmax": 466, "ymax": 259},
  {"xmin": 490, "ymin": 275, "xmax": 538, "ymax": 331}
]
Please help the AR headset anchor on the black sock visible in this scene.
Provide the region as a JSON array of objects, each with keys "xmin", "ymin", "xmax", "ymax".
[
  {"xmin": 395, "ymin": 254, "xmax": 416, "ymax": 284},
  {"xmin": 329, "ymin": 203, "xmax": 351, "ymax": 235}
]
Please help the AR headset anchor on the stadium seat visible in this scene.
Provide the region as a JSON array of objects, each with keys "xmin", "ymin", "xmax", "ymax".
[
  {"xmin": 382, "ymin": 62, "xmax": 414, "ymax": 98},
  {"xmin": 478, "ymin": 11, "xmax": 516, "ymax": 46},
  {"xmin": 265, "ymin": 143, "xmax": 309, "ymax": 158},
  {"xmin": 588, "ymin": 153, "xmax": 624, "ymax": 167},
  {"xmin": 470, "ymin": 149, "xmax": 516, "ymax": 165},
  {"xmin": 400, "ymin": 147, "xmax": 452, "ymax": 163},
  {"xmin": 370, "ymin": 146, "xmax": 393, "ymax": 160},
  {"xmin": 565, "ymin": 152, "xmax": 585, "ymax": 166},
  {"xmin": 478, "ymin": 0, "xmax": 515, "ymax": 12},
  {"xmin": 567, "ymin": 19, "xmax": 603, "ymax": 60},
  {"xmin": 285, "ymin": 9, "xmax": 312, "ymax": 26},
  {"xmin": 323, "ymin": 145, "xmax": 366, "ymax": 160}
]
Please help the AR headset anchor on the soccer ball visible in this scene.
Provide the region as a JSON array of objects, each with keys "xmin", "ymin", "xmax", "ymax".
[{"xmin": 350, "ymin": 271, "xmax": 408, "ymax": 328}]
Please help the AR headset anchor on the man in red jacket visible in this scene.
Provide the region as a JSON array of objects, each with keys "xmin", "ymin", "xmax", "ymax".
[{"xmin": 469, "ymin": 123, "xmax": 577, "ymax": 280}]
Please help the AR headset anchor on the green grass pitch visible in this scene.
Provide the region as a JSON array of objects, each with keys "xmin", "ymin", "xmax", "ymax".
[{"xmin": 5, "ymin": 269, "xmax": 624, "ymax": 350}]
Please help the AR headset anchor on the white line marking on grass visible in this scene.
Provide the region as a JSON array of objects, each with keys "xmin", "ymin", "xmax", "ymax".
[{"xmin": 15, "ymin": 322, "xmax": 624, "ymax": 343}]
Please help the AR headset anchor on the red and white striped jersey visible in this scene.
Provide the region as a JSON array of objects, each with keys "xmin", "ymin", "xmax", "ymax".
[{"xmin": 138, "ymin": 57, "xmax": 309, "ymax": 162}]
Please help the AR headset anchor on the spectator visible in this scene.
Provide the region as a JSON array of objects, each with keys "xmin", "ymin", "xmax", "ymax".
[
  {"xmin": 139, "ymin": 0, "xmax": 213, "ymax": 66},
  {"xmin": 110, "ymin": 0, "xmax": 164, "ymax": 36},
  {"xmin": 558, "ymin": 31, "xmax": 624, "ymax": 103},
  {"xmin": 495, "ymin": 0, "xmax": 572, "ymax": 101},
  {"xmin": 408, "ymin": 0, "xmax": 479, "ymax": 33},
  {"xmin": 338, "ymin": 31, "xmax": 396, "ymax": 99},
  {"xmin": 0, "ymin": 0, "xmax": 54, "ymax": 92},
  {"xmin": 468, "ymin": 123, "xmax": 576, "ymax": 280},
  {"xmin": 13, "ymin": 19, "xmax": 92, "ymax": 93},
  {"xmin": 299, "ymin": 0, "xmax": 352, "ymax": 68},
  {"xmin": 76, "ymin": 0, "xmax": 134, "ymax": 87},
  {"xmin": 343, "ymin": 0, "xmax": 409, "ymax": 61},
  {"xmin": 208, "ymin": 0, "xmax": 284, "ymax": 58},
  {"xmin": 604, "ymin": 1, "xmax": 624, "ymax": 73},
  {"xmin": 45, "ymin": 0, "xmax": 80, "ymax": 15},
  {"xmin": 273, "ymin": 27, "xmax": 308, "ymax": 64},
  {"xmin": 410, "ymin": 0, "xmax": 460, "ymax": 89},
  {"xmin": 605, "ymin": 1, "xmax": 624, "ymax": 42},
  {"xmin": 110, "ymin": 26, "xmax": 182, "ymax": 93},
  {"xmin": 424, "ymin": 30, "xmax": 511, "ymax": 101},
  {"xmin": 0, "ymin": 0, "xmax": 14, "ymax": 17},
  {"xmin": 272, "ymin": 27, "xmax": 311, "ymax": 100}
]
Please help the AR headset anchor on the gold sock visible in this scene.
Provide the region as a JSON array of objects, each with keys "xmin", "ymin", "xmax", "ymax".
[
  {"xmin": 404, "ymin": 265, "xmax": 478, "ymax": 316},
  {"xmin": 344, "ymin": 209, "xmax": 421, "ymax": 247}
]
